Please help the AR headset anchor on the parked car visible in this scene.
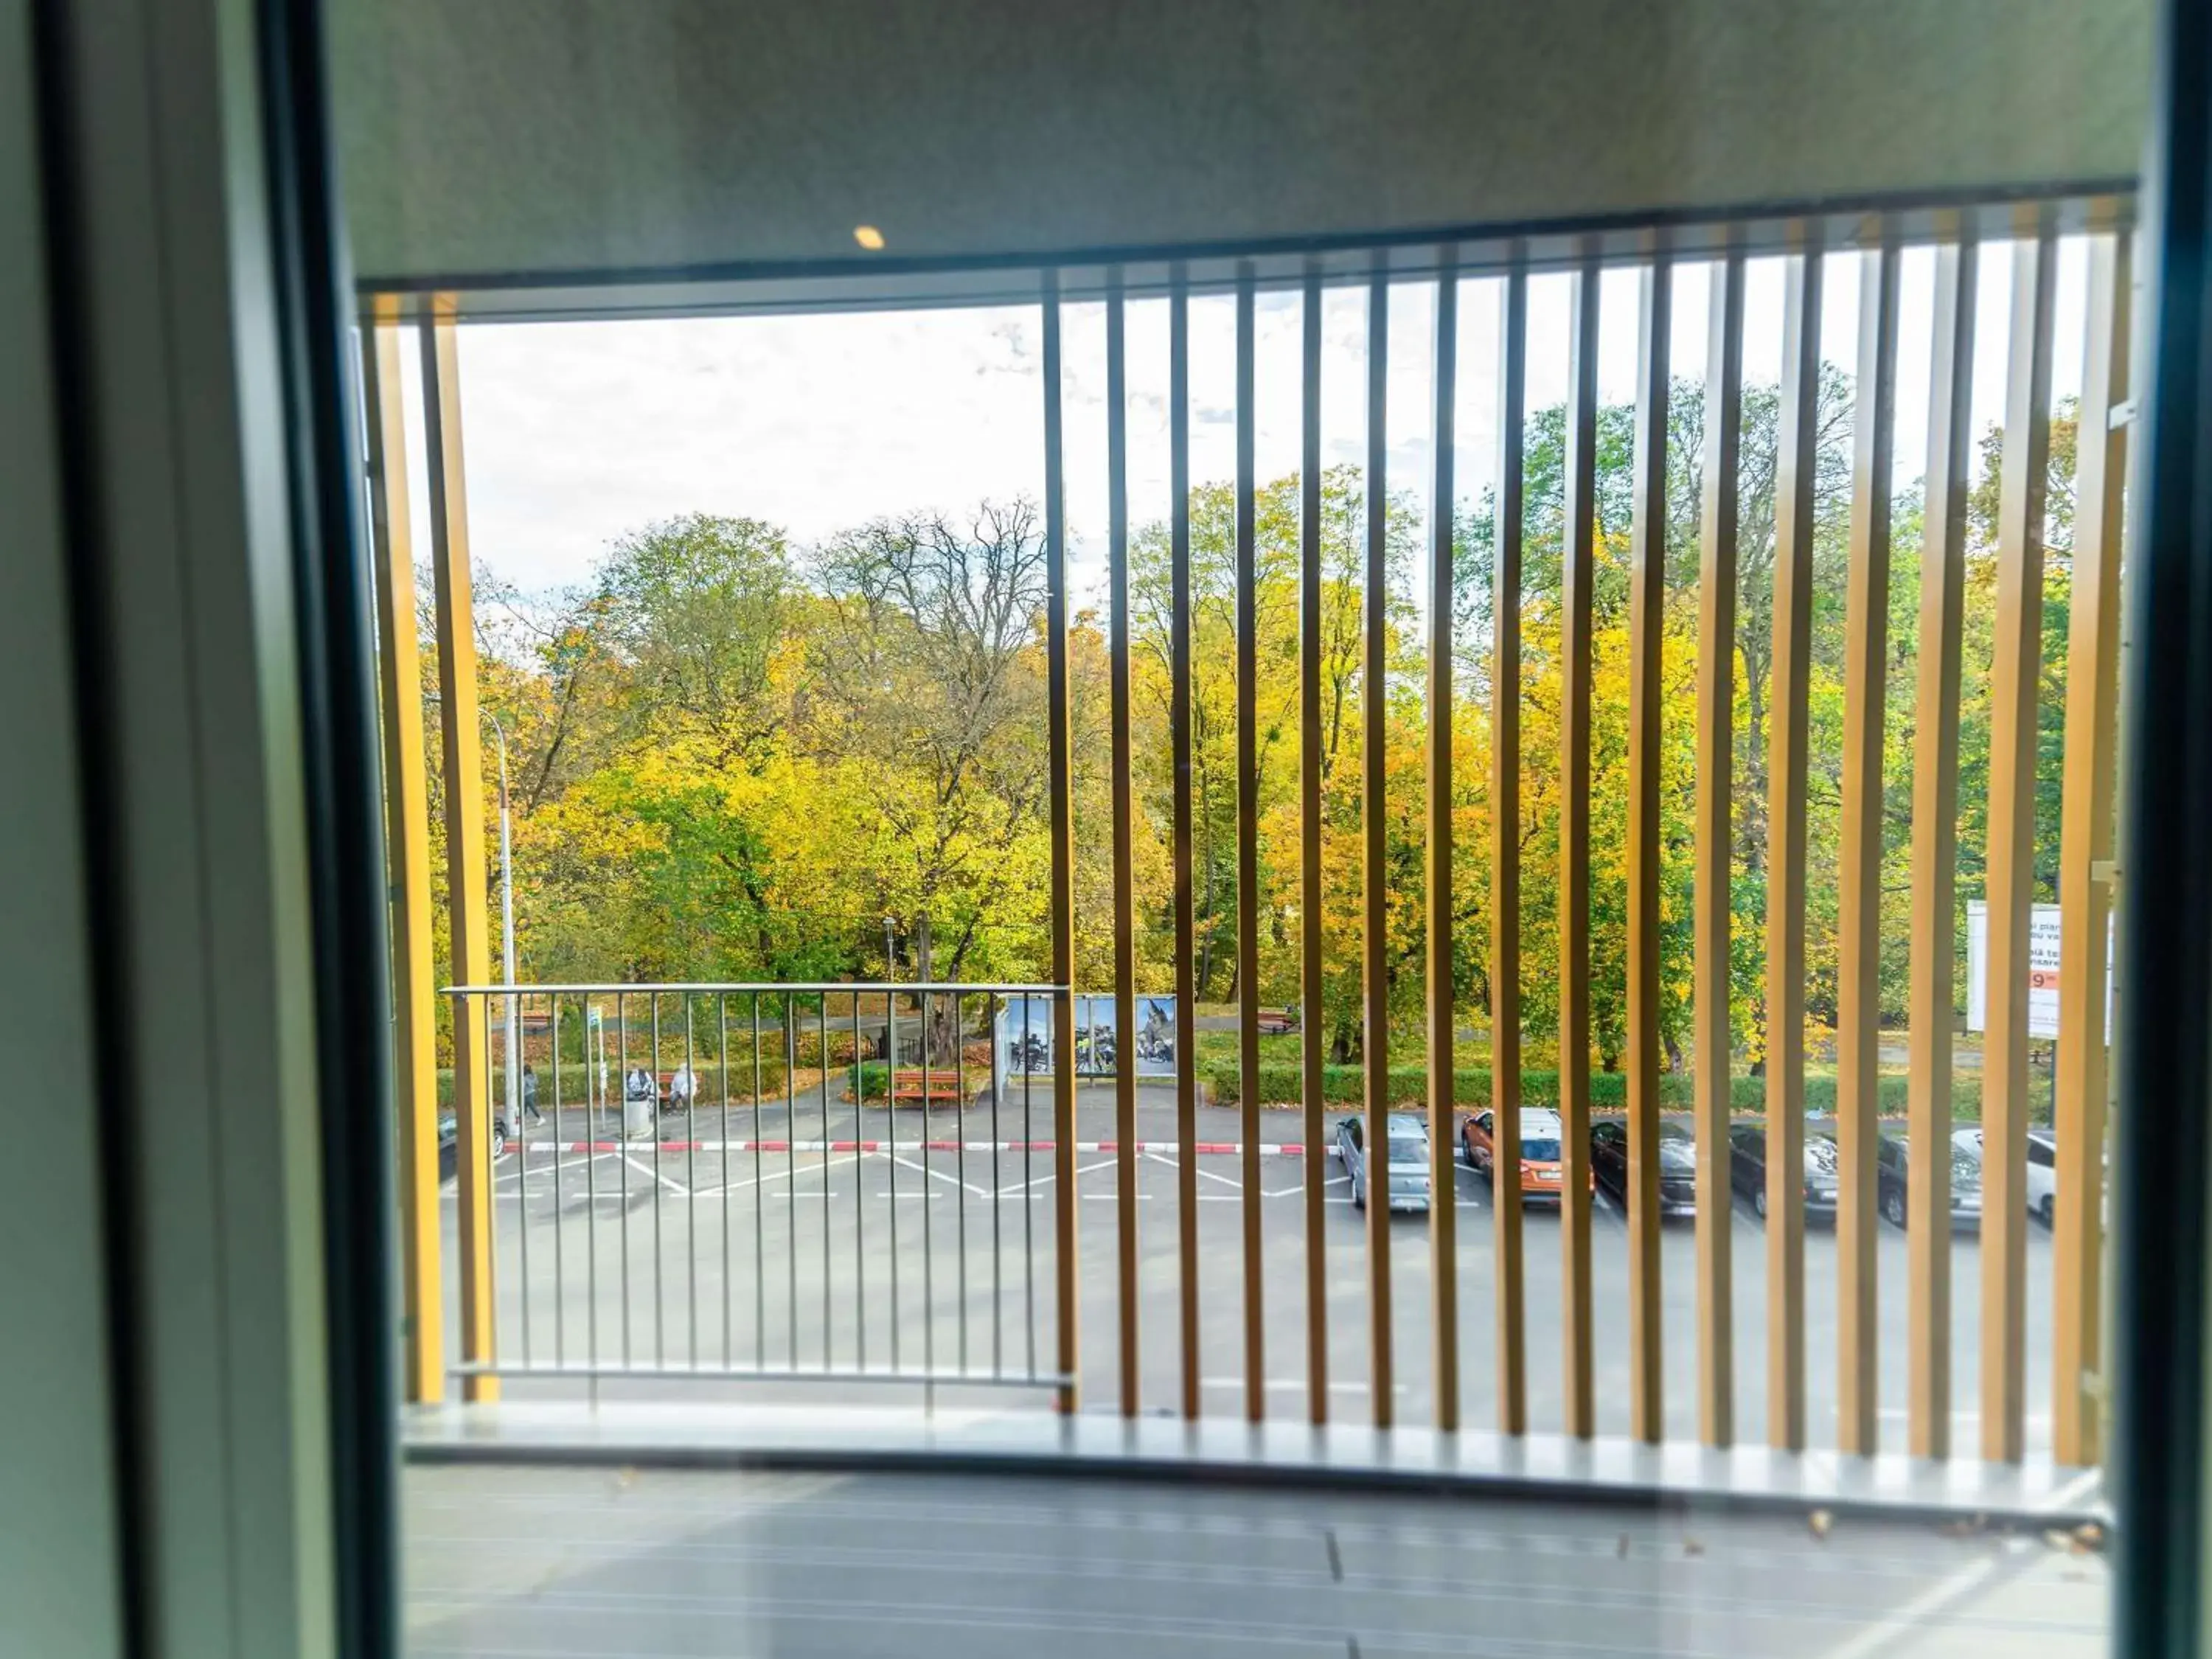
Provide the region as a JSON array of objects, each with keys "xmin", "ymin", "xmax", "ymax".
[
  {"xmin": 1337, "ymin": 1113, "xmax": 1431, "ymax": 1213},
  {"xmin": 1877, "ymin": 1129, "xmax": 1984, "ymax": 1228},
  {"xmin": 434, "ymin": 1107, "xmax": 505, "ymax": 1180},
  {"xmin": 1952, "ymin": 1127, "xmax": 2055, "ymax": 1225},
  {"xmin": 1877, "ymin": 1132, "xmax": 1909, "ymax": 1226},
  {"xmin": 1461, "ymin": 1106, "xmax": 1585, "ymax": 1203},
  {"xmin": 1588, "ymin": 1117, "xmax": 1698, "ymax": 1217},
  {"xmin": 1727, "ymin": 1120, "xmax": 1840, "ymax": 1221}
]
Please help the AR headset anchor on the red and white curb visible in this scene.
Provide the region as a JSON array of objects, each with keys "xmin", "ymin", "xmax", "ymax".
[{"xmin": 515, "ymin": 1139, "xmax": 1338, "ymax": 1158}]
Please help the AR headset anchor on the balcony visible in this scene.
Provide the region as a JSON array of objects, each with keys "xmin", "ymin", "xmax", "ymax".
[{"xmin": 369, "ymin": 189, "xmax": 2129, "ymax": 1650}]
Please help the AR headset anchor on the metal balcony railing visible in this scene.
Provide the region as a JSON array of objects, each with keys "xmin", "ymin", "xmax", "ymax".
[
  {"xmin": 435, "ymin": 984, "xmax": 1076, "ymax": 1404},
  {"xmin": 370, "ymin": 187, "xmax": 2134, "ymax": 1476}
]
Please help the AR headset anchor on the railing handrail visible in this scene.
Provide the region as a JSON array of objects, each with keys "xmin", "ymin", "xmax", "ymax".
[{"xmin": 441, "ymin": 981, "xmax": 1068, "ymax": 996}]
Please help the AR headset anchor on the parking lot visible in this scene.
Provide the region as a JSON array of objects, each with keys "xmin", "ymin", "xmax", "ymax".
[{"xmin": 441, "ymin": 1085, "xmax": 2059, "ymax": 1451}]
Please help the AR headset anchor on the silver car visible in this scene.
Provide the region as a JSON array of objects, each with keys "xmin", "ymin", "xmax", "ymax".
[{"xmin": 1337, "ymin": 1113, "xmax": 1431, "ymax": 1213}]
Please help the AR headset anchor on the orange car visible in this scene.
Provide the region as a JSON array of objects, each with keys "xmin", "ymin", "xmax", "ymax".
[{"xmin": 1461, "ymin": 1107, "xmax": 1588, "ymax": 1203}]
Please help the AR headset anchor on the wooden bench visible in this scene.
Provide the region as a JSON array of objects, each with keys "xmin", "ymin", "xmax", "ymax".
[
  {"xmin": 1255, "ymin": 1007, "xmax": 1301, "ymax": 1035},
  {"xmin": 888, "ymin": 1067, "xmax": 967, "ymax": 1104}
]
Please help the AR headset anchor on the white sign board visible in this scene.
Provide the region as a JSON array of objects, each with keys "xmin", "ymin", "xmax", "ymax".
[
  {"xmin": 1965, "ymin": 899, "xmax": 2113, "ymax": 1041},
  {"xmin": 994, "ymin": 994, "xmax": 1178, "ymax": 1080}
]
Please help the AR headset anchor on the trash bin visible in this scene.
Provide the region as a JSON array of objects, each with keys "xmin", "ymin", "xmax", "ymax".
[{"xmin": 622, "ymin": 1071, "xmax": 655, "ymax": 1140}]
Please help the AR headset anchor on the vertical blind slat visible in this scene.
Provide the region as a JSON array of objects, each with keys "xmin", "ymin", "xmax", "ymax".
[
  {"xmin": 1694, "ymin": 251, "xmax": 1745, "ymax": 1450},
  {"xmin": 1907, "ymin": 234, "xmax": 1978, "ymax": 1463},
  {"xmin": 1983, "ymin": 223, "xmax": 2059, "ymax": 1466},
  {"xmin": 2053, "ymin": 231, "xmax": 2132, "ymax": 1469},
  {"xmin": 1837, "ymin": 240, "xmax": 1902, "ymax": 1456},
  {"xmin": 1765, "ymin": 243, "xmax": 1823, "ymax": 1453}
]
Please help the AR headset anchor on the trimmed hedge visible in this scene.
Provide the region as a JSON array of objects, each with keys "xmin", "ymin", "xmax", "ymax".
[
  {"xmin": 431, "ymin": 1060, "xmax": 796, "ymax": 1109},
  {"xmin": 1203, "ymin": 1060, "xmax": 1982, "ymax": 1119}
]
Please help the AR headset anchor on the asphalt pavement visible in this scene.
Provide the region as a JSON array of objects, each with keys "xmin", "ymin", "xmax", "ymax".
[{"xmin": 442, "ymin": 1084, "xmax": 2058, "ymax": 1452}]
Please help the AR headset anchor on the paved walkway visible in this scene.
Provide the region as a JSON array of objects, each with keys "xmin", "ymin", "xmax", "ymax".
[{"xmin": 404, "ymin": 1462, "xmax": 2107, "ymax": 1657}]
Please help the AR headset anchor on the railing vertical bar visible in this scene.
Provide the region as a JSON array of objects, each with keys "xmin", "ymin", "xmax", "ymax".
[
  {"xmin": 686, "ymin": 998, "xmax": 699, "ymax": 1366},
  {"xmin": 1907, "ymin": 234, "xmax": 1975, "ymax": 1461},
  {"xmin": 1363, "ymin": 265, "xmax": 1396, "ymax": 1428},
  {"xmin": 855, "ymin": 992, "xmax": 867, "ymax": 1372},
  {"xmin": 652, "ymin": 994, "xmax": 665, "ymax": 1363},
  {"xmin": 955, "ymin": 992, "xmax": 968, "ymax": 1377},
  {"xmin": 585, "ymin": 997, "xmax": 599, "ymax": 1368},
  {"xmin": 1301, "ymin": 262, "xmax": 1330, "ymax": 1425},
  {"xmin": 422, "ymin": 307, "xmax": 496, "ymax": 1401},
  {"xmin": 1694, "ymin": 248, "xmax": 1745, "ymax": 1450},
  {"xmin": 2053, "ymin": 230, "xmax": 2130, "ymax": 1470},
  {"xmin": 1427, "ymin": 258, "xmax": 1462, "ymax": 1433},
  {"xmin": 1838, "ymin": 236, "xmax": 1902, "ymax": 1456},
  {"xmin": 786, "ymin": 995, "xmax": 799, "ymax": 1370},
  {"xmin": 1023, "ymin": 996, "xmax": 1036, "ymax": 1380},
  {"xmin": 1626, "ymin": 254, "xmax": 1672, "ymax": 1446},
  {"xmin": 552, "ymin": 995, "xmax": 564, "ymax": 1368},
  {"xmin": 922, "ymin": 991, "xmax": 936, "ymax": 1385},
  {"xmin": 482, "ymin": 996, "xmax": 501, "ymax": 1374},
  {"xmin": 1170, "ymin": 265, "xmax": 1201, "ymax": 1421},
  {"xmin": 888, "ymin": 993, "xmax": 900, "ymax": 1372},
  {"xmin": 1767, "ymin": 237, "xmax": 1824, "ymax": 1453},
  {"xmin": 1559, "ymin": 257, "xmax": 1601, "ymax": 1439},
  {"xmin": 821, "ymin": 998, "xmax": 833, "ymax": 1371},
  {"xmin": 1983, "ymin": 218, "xmax": 2059, "ymax": 1466},
  {"xmin": 1492, "ymin": 263, "xmax": 1528, "ymax": 1436},
  {"xmin": 751, "ymin": 995, "xmax": 765, "ymax": 1367},
  {"xmin": 990, "ymin": 992, "xmax": 1004, "ymax": 1379},
  {"xmin": 1107, "ymin": 272, "xmax": 1140, "ymax": 1417},
  {"xmin": 1044, "ymin": 271, "xmax": 1081, "ymax": 1413},
  {"xmin": 1234, "ymin": 264, "xmax": 1265, "ymax": 1425},
  {"xmin": 361, "ymin": 303, "xmax": 442, "ymax": 1404},
  {"xmin": 619, "ymin": 991, "xmax": 630, "ymax": 1366},
  {"xmin": 516, "ymin": 987, "xmax": 531, "ymax": 1368},
  {"xmin": 722, "ymin": 995, "xmax": 733, "ymax": 1368}
]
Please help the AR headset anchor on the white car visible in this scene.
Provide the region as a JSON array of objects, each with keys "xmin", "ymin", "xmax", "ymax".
[{"xmin": 1954, "ymin": 1127, "xmax": 2058, "ymax": 1227}]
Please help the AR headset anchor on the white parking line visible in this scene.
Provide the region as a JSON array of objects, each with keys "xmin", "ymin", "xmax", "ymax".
[
  {"xmin": 890, "ymin": 1152, "xmax": 993, "ymax": 1200},
  {"xmin": 623, "ymin": 1153, "xmax": 687, "ymax": 1197}
]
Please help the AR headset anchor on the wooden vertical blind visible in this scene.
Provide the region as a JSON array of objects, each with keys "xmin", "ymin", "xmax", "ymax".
[
  {"xmin": 1559, "ymin": 260, "xmax": 1601, "ymax": 1441},
  {"xmin": 1041, "ymin": 273, "xmax": 1079, "ymax": 1416},
  {"xmin": 383, "ymin": 197, "xmax": 2132, "ymax": 1462},
  {"xmin": 1625, "ymin": 257, "xmax": 1671, "ymax": 1446},
  {"xmin": 1106, "ymin": 274, "xmax": 1138, "ymax": 1417},
  {"xmin": 1765, "ymin": 243, "xmax": 1822, "ymax": 1454},
  {"xmin": 421, "ymin": 303, "xmax": 497, "ymax": 1405},
  {"xmin": 1301, "ymin": 267, "xmax": 1331, "ymax": 1425},
  {"xmin": 2053, "ymin": 232, "xmax": 2131, "ymax": 1469},
  {"xmin": 1983, "ymin": 222, "xmax": 2059, "ymax": 1466},
  {"xmin": 363, "ymin": 302, "xmax": 442, "ymax": 1407},
  {"xmin": 1427, "ymin": 263, "xmax": 1462, "ymax": 1433},
  {"xmin": 1694, "ymin": 251, "xmax": 1744, "ymax": 1450},
  {"xmin": 1363, "ymin": 268, "xmax": 1395, "ymax": 1428},
  {"xmin": 1491, "ymin": 266, "xmax": 1528, "ymax": 1439},
  {"xmin": 1907, "ymin": 234, "xmax": 1977, "ymax": 1463},
  {"xmin": 1837, "ymin": 241, "xmax": 1900, "ymax": 1456}
]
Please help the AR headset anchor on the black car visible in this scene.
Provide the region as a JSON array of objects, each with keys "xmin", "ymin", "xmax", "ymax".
[
  {"xmin": 1727, "ymin": 1121, "xmax": 1840, "ymax": 1221},
  {"xmin": 1589, "ymin": 1118, "xmax": 1698, "ymax": 1217},
  {"xmin": 1876, "ymin": 1133, "xmax": 1909, "ymax": 1226}
]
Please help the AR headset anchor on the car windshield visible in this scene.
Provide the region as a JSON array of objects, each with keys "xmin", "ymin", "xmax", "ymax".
[
  {"xmin": 1523, "ymin": 1138, "xmax": 1562, "ymax": 1161},
  {"xmin": 1387, "ymin": 1135, "xmax": 1426, "ymax": 1164}
]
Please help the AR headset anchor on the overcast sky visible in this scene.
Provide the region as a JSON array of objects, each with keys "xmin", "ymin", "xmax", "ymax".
[{"xmin": 392, "ymin": 239, "xmax": 2090, "ymax": 613}]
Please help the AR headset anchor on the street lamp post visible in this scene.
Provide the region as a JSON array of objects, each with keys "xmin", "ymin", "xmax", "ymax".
[{"xmin": 488, "ymin": 715, "xmax": 519, "ymax": 1143}]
